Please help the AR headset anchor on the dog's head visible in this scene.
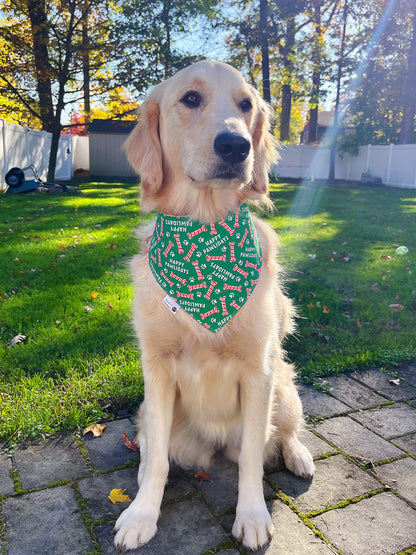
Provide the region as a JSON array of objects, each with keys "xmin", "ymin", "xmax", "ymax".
[{"xmin": 125, "ymin": 61, "xmax": 277, "ymax": 220}]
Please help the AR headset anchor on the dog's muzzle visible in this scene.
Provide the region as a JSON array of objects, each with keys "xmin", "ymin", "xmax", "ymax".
[
  {"xmin": 209, "ymin": 132, "xmax": 251, "ymax": 181},
  {"xmin": 214, "ymin": 132, "xmax": 251, "ymax": 164}
]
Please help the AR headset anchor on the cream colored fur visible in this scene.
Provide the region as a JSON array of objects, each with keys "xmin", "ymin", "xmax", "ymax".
[{"xmin": 114, "ymin": 60, "xmax": 314, "ymax": 553}]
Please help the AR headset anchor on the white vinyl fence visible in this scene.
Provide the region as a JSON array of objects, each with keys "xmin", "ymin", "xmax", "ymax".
[
  {"xmin": 0, "ymin": 119, "xmax": 88, "ymax": 190},
  {"xmin": 273, "ymin": 144, "xmax": 416, "ymax": 188},
  {"xmin": 2, "ymin": 118, "xmax": 416, "ymax": 189}
]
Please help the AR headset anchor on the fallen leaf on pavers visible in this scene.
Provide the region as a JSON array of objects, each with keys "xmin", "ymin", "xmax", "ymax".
[
  {"xmin": 195, "ymin": 470, "xmax": 213, "ymax": 484},
  {"xmin": 7, "ymin": 333, "xmax": 27, "ymax": 347},
  {"xmin": 389, "ymin": 304, "xmax": 404, "ymax": 312},
  {"xmin": 389, "ymin": 378, "xmax": 401, "ymax": 386},
  {"xmin": 108, "ymin": 488, "xmax": 132, "ymax": 504},
  {"xmin": 82, "ymin": 423, "xmax": 107, "ymax": 437},
  {"xmin": 122, "ymin": 431, "xmax": 139, "ymax": 451}
]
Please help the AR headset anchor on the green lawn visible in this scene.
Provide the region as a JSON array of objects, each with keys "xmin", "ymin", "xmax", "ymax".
[{"xmin": 1, "ymin": 180, "xmax": 415, "ymax": 443}]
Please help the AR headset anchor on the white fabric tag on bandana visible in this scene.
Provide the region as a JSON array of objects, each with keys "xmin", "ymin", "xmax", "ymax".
[{"xmin": 162, "ymin": 295, "xmax": 181, "ymax": 314}]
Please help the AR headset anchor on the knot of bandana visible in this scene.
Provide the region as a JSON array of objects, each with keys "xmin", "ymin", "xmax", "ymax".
[{"xmin": 148, "ymin": 204, "xmax": 262, "ymax": 333}]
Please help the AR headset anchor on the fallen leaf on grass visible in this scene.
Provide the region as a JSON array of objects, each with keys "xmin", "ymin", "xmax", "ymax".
[
  {"xmin": 91, "ymin": 292, "xmax": 99, "ymax": 299},
  {"xmin": 389, "ymin": 304, "xmax": 404, "ymax": 312},
  {"xmin": 322, "ymin": 306, "xmax": 330, "ymax": 314},
  {"xmin": 311, "ymin": 332, "xmax": 330, "ymax": 342},
  {"xmin": 108, "ymin": 488, "xmax": 132, "ymax": 504},
  {"xmin": 108, "ymin": 304, "xmax": 114, "ymax": 311},
  {"xmin": 195, "ymin": 470, "xmax": 214, "ymax": 484},
  {"xmin": 7, "ymin": 333, "xmax": 27, "ymax": 347},
  {"xmin": 122, "ymin": 431, "xmax": 139, "ymax": 451},
  {"xmin": 82, "ymin": 423, "xmax": 107, "ymax": 437}
]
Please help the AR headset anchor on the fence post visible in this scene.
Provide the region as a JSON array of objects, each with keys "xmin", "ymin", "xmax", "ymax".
[
  {"xmin": 386, "ymin": 143, "xmax": 393, "ymax": 186},
  {"xmin": 366, "ymin": 144, "xmax": 371, "ymax": 172},
  {"xmin": 1, "ymin": 119, "xmax": 7, "ymax": 189}
]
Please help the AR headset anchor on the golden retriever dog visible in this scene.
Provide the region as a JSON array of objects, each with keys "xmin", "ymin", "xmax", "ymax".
[{"xmin": 114, "ymin": 60, "xmax": 314, "ymax": 552}]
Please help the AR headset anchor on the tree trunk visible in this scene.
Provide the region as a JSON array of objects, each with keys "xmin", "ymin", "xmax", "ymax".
[
  {"xmin": 260, "ymin": 0, "xmax": 271, "ymax": 103},
  {"xmin": 26, "ymin": 0, "xmax": 54, "ymax": 132},
  {"xmin": 82, "ymin": 1, "xmax": 91, "ymax": 126},
  {"xmin": 329, "ymin": 0, "xmax": 348, "ymax": 182},
  {"xmin": 308, "ymin": 0, "xmax": 322, "ymax": 143},
  {"xmin": 47, "ymin": 1, "xmax": 77, "ymax": 182},
  {"xmin": 280, "ymin": 85, "xmax": 292, "ymax": 140},
  {"xmin": 308, "ymin": 71, "xmax": 320, "ymax": 143},
  {"xmin": 399, "ymin": 2, "xmax": 416, "ymax": 144},
  {"xmin": 279, "ymin": 18, "xmax": 296, "ymax": 142}
]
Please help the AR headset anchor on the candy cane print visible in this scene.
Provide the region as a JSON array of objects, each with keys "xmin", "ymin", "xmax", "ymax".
[
  {"xmin": 163, "ymin": 240, "xmax": 174, "ymax": 257},
  {"xmin": 210, "ymin": 222, "xmax": 217, "ymax": 235},
  {"xmin": 230, "ymin": 300, "xmax": 241, "ymax": 311},
  {"xmin": 234, "ymin": 213, "xmax": 240, "ymax": 228},
  {"xmin": 177, "ymin": 291, "xmax": 194, "ymax": 300},
  {"xmin": 219, "ymin": 296, "xmax": 229, "ymax": 315},
  {"xmin": 170, "ymin": 271, "xmax": 187, "ymax": 286},
  {"xmin": 204, "ymin": 280, "xmax": 217, "ymax": 300},
  {"xmin": 192, "ymin": 260, "xmax": 205, "ymax": 280},
  {"xmin": 201, "ymin": 306, "xmax": 219, "ymax": 320},
  {"xmin": 233, "ymin": 264, "xmax": 249, "ymax": 279},
  {"xmin": 160, "ymin": 270, "xmax": 174, "ymax": 287},
  {"xmin": 173, "ymin": 233, "xmax": 184, "ymax": 254},
  {"xmin": 246, "ymin": 287, "xmax": 252, "ymax": 297},
  {"xmin": 218, "ymin": 220, "xmax": 235, "ymax": 236},
  {"xmin": 157, "ymin": 248, "xmax": 162, "ymax": 267},
  {"xmin": 187, "ymin": 225, "xmax": 207, "ymax": 240},
  {"xmin": 160, "ymin": 215, "xmax": 164, "ymax": 236},
  {"xmin": 150, "ymin": 253, "xmax": 157, "ymax": 264},
  {"xmin": 238, "ymin": 228, "xmax": 249, "ymax": 248},
  {"xmin": 245, "ymin": 260, "xmax": 258, "ymax": 270},
  {"xmin": 184, "ymin": 243, "xmax": 198, "ymax": 262},
  {"xmin": 251, "ymin": 278, "xmax": 260, "ymax": 286},
  {"xmin": 248, "ymin": 218, "xmax": 253, "ymax": 239},
  {"xmin": 206, "ymin": 254, "xmax": 226, "ymax": 262},
  {"xmin": 224, "ymin": 284, "xmax": 242, "ymax": 292},
  {"xmin": 188, "ymin": 282, "xmax": 207, "ymax": 292},
  {"xmin": 229, "ymin": 242, "xmax": 236, "ymax": 262},
  {"xmin": 203, "ymin": 323, "xmax": 211, "ymax": 329}
]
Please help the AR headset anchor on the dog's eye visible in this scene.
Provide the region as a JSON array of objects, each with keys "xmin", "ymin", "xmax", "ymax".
[
  {"xmin": 180, "ymin": 91, "xmax": 202, "ymax": 109},
  {"xmin": 240, "ymin": 98, "xmax": 253, "ymax": 113}
]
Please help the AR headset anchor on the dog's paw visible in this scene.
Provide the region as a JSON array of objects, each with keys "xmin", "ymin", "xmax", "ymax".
[
  {"xmin": 283, "ymin": 438, "xmax": 315, "ymax": 480},
  {"xmin": 113, "ymin": 506, "xmax": 157, "ymax": 552},
  {"xmin": 232, "ymin": 506, "xmax": 273, "ymax": 551}
]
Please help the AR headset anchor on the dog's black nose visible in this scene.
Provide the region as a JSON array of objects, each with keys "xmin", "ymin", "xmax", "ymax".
[{"xmin": 214, "ymin": 133, "xmax": 251, "ymax": 164}]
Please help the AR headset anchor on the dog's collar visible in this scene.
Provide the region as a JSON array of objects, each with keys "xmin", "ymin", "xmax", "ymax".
[{"xmin": 148, "ymin": 204, "xmax": 262, "ymax": 333}]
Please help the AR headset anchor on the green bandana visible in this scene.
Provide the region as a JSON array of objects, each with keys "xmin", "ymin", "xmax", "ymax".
[{"xmin": 148, "ymin": 204, "xmax": 262, "ymax": 333}]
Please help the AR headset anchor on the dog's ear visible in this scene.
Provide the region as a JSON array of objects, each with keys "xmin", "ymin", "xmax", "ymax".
[
  {"xmin": 250, "ymin": 97, "xmax": 278, "ymax": 195},
  {"xmin": 124, "ymin": 98, "xmax": 163, "ymax": 193}
]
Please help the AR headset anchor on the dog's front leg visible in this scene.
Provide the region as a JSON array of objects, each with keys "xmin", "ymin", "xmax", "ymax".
[
  {"xmin": 232, "ymin": 372, "xmax": 274, "ymax": 551},
  {"xmin": 114, "ymin": 360, "xmax": 175, "ymax": 552}
]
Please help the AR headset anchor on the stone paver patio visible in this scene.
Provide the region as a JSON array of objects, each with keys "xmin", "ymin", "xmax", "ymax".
[{"xmin": 1, "ymin": 363, "xmax": 415, "ymax": 554}]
